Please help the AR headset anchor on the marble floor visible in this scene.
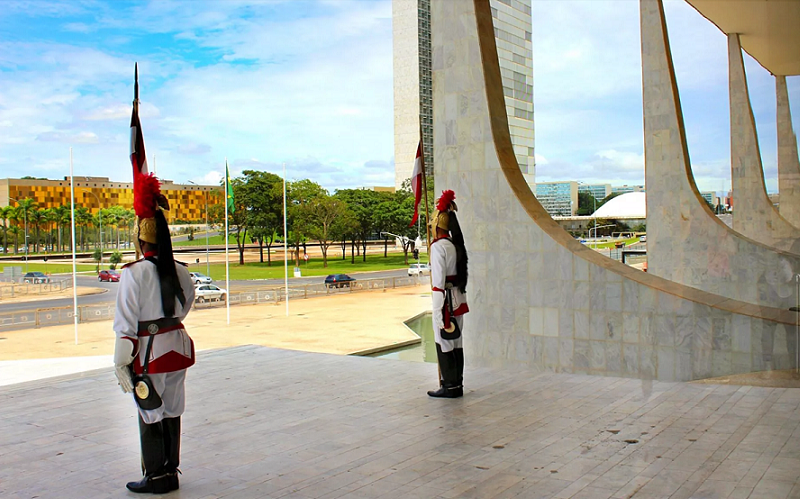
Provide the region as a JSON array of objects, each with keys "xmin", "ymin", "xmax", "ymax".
[{"xmin": 1, "ymin": 345, "xmax": 798, "ymax": 499}]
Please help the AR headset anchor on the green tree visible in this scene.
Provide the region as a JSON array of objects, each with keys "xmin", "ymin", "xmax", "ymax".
[
  {"xmin": 109, "ymin": 250, "xmax": 123, "ymax": 270},
  {"xmin": 294, "ymin": 194, "xmax": 348, "ymax": 268},
  {"xmin": 288, "ymin": 179, "xmax": 326, "ymax": 266},
  {"xmin": 241, "ymin": 171, "xmax": 284, "ymax": 265},
  {"xmin": 92, "ymin": 247, "xmax": 103, "ymax": 272},
  {"xmin": 223, "ymin": 174, "xmax": 252, "ymax": 265},
  {"xmin": 0, "ymin": 206, "xmax": 13, "ymax": 253},
  {"xmin": 75, "ymin": 206, "xmax": 92, "ymax": 251},
  {"xmin": 577, "ymin": 191, "xmax": 599, "ymax": 216},
  {"xmin": 29, "ymin": 208, "xmax": 46, "ymax": 253},
  {"xmin": 374, "ymin": 189, "xmax": 419, "ymax": 264},
  {"xmin": 7, "ymin": 225, "xmax": 21, "ymax": 254},
  {"xmin": 15, "ymin": 198, "xmax": 38, "ymax": 252},
  {"xmin": 334, "ymin": 188, "xmax": 390, "ymax": 262},
  {"xmin": 400, "ymin": 177, "xmax": 435, "ymax": 245}
]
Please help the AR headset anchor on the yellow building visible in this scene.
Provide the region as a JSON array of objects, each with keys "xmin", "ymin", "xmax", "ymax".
[{"xmin": 0, "ymin": 177, "xmax": 222, "ymax": 222}]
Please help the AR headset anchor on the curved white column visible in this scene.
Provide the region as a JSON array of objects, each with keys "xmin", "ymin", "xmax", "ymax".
[{"xmin": 430, "ymin": 0, "xmax": 799, "ymax": 381}]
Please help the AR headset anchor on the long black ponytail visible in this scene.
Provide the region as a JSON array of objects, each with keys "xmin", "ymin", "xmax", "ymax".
[
  {"xmin": 448, "ymin": 212, "xmax": 469, "ymax": 293},
  {"xmin": 154, "ymin": 210, "xmax": 185, "ymax": 317}
]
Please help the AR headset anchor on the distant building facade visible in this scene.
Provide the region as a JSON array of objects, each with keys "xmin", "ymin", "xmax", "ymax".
[
  {"xmin": 0, "ymin": 177, "xmax": 221, "ymax": 222},
  {"xmin": 535, "ymin": 180, "xmax": 578, "ymax": 216},
  {"xmin": 393, "ymin": 0, "xmax": 534, "ymax": 190},
  {"xmin": 578, "ymin": 183, "xmax": 611, "ymax": 202},
  {"xmin": 611, "ymin": 184, "xmax": 645, "ymax": 195}
]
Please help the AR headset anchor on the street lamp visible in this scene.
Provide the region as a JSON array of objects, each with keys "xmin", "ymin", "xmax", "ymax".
[
  {"xmin": 8, "ymin": 197, "xmax": 28, "ymax": 272},
  {"xmin": 380, "ymin": 231, "xmax": 422, "ymax": 262},
  {"xmin": 187, "ymin": 180, "xmax": 210, "ymax": 276},
  {"xmin": 83, "ymin": 190, "xmax": 102, "ymax": 268}
]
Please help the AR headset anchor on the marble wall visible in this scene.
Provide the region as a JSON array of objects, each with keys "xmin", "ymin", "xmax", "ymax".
[
  {"xmin": 642, "ymin": 0, "xmax": 800, "ymax": 310},
  {"xmin": 430, "ymin": 0, "xmax": 799, "ymax": 381},
  {"xmin": 777, "ymin": 75, "xmax": 800, "ymax": 226},
  {"xmin": 728, "ymin": 34, "xmax": 800, "ymax": 245}
]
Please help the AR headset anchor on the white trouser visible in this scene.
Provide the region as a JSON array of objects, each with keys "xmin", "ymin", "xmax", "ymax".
[{"xmin": 137, "ymin": 370, "xmax": 187, "ymax": 424}]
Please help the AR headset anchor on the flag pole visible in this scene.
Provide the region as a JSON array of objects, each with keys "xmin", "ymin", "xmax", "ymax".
[
  {"xmin": 419, "ymin": 123, "xmax": 431, "ymax": 255},
  {"xmin": 69, "ymin": 148, "xmax": 78, "ymax": 344},
  {"xmin": 225, "ymin": 158, "xmax": 230, "ymax": 325},
  {"xmin": 283, "ymin": 162, "xmax": 289, "ymax": 316}
]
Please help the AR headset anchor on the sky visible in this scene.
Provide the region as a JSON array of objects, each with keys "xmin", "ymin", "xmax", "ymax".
[{"xmin": 0, "ymin": 0, "xmax": 798, "ymax": 196}]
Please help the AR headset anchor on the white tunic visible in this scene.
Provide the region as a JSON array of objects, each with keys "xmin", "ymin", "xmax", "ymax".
[
  {"xmin": 113, "ymin": 257, "xmax": 195, "ymax": 423},
  {"xmin": 430, "ymin": 237, "xmax": 468, "ymax": 353}
]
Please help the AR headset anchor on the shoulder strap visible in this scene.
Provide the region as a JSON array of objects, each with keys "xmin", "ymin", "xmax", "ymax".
[{"xmin": 142, "ymin": 335, "xmax": 154, "ymax": 374}]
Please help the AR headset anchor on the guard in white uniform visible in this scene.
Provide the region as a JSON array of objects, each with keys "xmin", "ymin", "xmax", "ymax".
[
  {"xmin": 427, "ymin": 190, "xmax": 469, "ymax": 398},
  {"xmin": 113, "ymin": 171, "xmax": 195, "ymax": 494}
]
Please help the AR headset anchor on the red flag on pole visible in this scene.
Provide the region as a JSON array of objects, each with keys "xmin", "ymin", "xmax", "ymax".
[
  {"xmin": 130, "ymin": 63, "xmax": 148, "ymax": 180},
  {"xmin": 409, "ymin": 141, "xmax": 423, "ymax": 226}
]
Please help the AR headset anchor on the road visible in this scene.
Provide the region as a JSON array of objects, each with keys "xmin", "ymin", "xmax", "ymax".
[{"xmin": 0, "ymin": 269, "xmax": 411, "ymax": 314}]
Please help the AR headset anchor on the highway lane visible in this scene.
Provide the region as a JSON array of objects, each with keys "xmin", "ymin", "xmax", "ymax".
[{"xmin": 0, "ymin": 269, "xmax": 413, "ymax": 314}]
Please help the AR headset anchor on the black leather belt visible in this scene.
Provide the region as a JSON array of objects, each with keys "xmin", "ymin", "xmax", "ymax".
[{"xmin": 138, "ymin": 317, "xmax": 183, "ymax": 336}]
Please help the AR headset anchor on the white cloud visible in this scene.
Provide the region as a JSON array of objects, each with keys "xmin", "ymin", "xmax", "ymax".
[{"xmin": 532, "ymin": 0, "xmax": 800, "ymax": 195}]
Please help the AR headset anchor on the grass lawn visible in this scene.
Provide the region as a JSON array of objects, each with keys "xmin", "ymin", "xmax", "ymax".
[
  {"xmin": 189, "ymin": 252, "xmax": 428, "ymax": 281},
  {"xmin": 174, "ymin": 234, "xmax": 249, "ymax": 246}
]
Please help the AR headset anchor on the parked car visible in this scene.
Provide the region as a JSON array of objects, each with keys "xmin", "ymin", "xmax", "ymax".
[
  {"xmin": 639, "ymin": 235, "xmax": 647, "ymax": 242},
  {"xmin": 324, "ymin": 274, "xmax": 356, "ymax": 289},
  {"xmin": 195, "ymin": 284, "xmax": 227, "ymax": 303},
  {"xmin": 189, "ymin": 272, "xmax": 213, "ymax": 285},
  {"xmin": 22, "ymin": 271, "xmax": 49, "ymax": 284},
  {"xmin": 98, "ymin": 270, "xmax": 120, "ymax": 282},
  {"xmin": 408, "ymin": 263, "xmax": 431, "ymax": 276}
]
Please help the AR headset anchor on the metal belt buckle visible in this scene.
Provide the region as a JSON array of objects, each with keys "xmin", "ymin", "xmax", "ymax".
[{"xmin": 147, "ymin": 323, "xmax": 159, "ymax": 335}]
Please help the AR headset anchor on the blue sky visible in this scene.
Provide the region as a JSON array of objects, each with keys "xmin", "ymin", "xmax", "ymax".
[{"xmin": 0, "ymin": 0, "xmax": 798, "ymax": 196}]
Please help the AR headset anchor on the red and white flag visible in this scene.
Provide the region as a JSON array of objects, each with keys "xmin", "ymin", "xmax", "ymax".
[{"xmin": 409, "ymin": 141, "xmax": 423, "ymax": 226}]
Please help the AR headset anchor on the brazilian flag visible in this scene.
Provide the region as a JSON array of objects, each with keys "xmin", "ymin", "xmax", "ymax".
[{"xmin": 226, "ymin": 161, "xmax": 235, "ymax": 213}]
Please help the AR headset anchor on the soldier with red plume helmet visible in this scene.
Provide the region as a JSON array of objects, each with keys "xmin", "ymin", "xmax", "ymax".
[
  {"xmin": 113, "ymin": 170, "xmax": 196, "ymax": 494},
  {"xmin": 427, "ymin": 190, "xmax": 469, "ymax": 398}
]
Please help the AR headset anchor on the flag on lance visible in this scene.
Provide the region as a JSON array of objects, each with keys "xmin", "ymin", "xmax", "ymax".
[
  {"xmin": 130, "ymin": 63, "xmax": 148, "ymax": 179},
  {"xmin": 409, "ymin": 141, "xmax": 423, "ymax": 226}
]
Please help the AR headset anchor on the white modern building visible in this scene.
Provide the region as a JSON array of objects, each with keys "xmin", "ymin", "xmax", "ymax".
[{"xmin": 393, "ymin": 0, "xmax": 534, "ymax": 190}]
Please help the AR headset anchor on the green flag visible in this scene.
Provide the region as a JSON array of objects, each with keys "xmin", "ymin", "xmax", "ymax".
[{"xmin": 226, "ymin": 162, "xmax": 235, "ymax": 213}]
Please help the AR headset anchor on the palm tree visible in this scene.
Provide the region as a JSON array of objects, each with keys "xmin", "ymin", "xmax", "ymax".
[
  {"xmin": 29, "ymin": 208, "xmax": 46, "ymax": 253},
  {"xmin": 0, "ymin": 206, "xmax": 12, "ymax": 253},
  {"xmin": 51, "ymin": 205, "xmax": 69, "ymax": 252},
  {"xmin": 15, "ymin": 198, "xmax": 38, "ymax": 253},
  {"xmin": 7, "ymin": 207, "xmax": 20, "ymax": 254},
  {"xmin": 41, "ymin": 208, "xmax": 55, "ymax": 253},
  {"xmin": 76, "ymin": 206, "xmax": 92, "ymax": 251},
  {"xmin": 7, "ymin": 225, "xmax": 21, "ymax": 254}
]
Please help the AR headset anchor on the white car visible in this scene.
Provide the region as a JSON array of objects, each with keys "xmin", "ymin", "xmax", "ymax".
[
  {"xmin": 189, "ymin": 272, "xmax": 213, "ymax": 285},
  {"xmin": 195, "ymin": 284, "xmax": 227, "ymax": 303},
  {"xmin": 408, "ymin": 263, "xmax": 431, "ymax": 276}
]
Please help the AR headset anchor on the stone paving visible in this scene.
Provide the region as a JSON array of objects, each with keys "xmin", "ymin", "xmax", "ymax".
[{"xmin": 2, "ymin": 345, "xmax": 799, "ymax": 499}]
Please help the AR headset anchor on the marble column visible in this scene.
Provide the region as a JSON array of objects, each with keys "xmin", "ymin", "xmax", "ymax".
[
  {"xmin": 728, "ymin": 34, "xmax": 800, "ymax": 243},
  {"xmin": 776, "ymin": 75, "xmax": 800, "ymax": 226},
  {"xmin": 428, "ymin": 0, "xmax": 799, "ymax": 381},
  {"xmin": 642, "ymin": 0, "xmax": 800, "ymax": 308}
]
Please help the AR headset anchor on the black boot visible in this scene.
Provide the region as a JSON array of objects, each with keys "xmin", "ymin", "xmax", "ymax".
[
  {"xmin": 428, "ymin": 345, "xmax": 463, "ymax": 398},
  {"xmin": 126, "ymin": 416, "xmax": 173, "ymax": 494},
  {"xmin": 125, "ymin": 473, "xmax": 173, "ymax": 494},
  {"xmin": 454, "ymin": 347, "xmax": 465, "ymax": 393},
  {"xmin": 162, "ymin": 417, "xmax": 181, "ymax": 491}
]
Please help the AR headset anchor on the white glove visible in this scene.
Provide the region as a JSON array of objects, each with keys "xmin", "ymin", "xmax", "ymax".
[{"xmin": 114, "ymin": 338, "xmax": 135, "ymax": 394}]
